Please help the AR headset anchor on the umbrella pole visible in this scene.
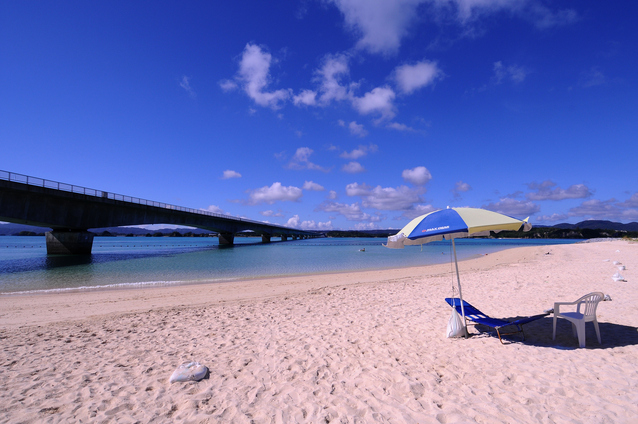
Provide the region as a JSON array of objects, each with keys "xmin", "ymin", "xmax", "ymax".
[{"xmin": 451, "ymin": 238, "xmax": 467, "ymax": 337}]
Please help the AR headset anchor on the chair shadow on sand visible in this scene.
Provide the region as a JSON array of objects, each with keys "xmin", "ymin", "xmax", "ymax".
[{"xmin": 470, "ymin": 317, "xmax": 638, "ymax": 349}]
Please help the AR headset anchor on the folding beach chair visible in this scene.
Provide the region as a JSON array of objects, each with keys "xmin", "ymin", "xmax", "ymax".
[{"xmin": 445, "ymin": 298, "xmax": 550, "ymax": 344}]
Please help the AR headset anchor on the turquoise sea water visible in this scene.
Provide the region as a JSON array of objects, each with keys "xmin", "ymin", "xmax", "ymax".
[{"xmin": 0, "ymin": 236, "xmax": 578, "ymax": 294}]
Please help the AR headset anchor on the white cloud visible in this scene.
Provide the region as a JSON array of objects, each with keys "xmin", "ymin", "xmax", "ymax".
[
  {"xmin": 219, "ymin": 79, "xmax": 238, "ymax": 92},
  {"xmin": 535, "ymin": 213, "xmax": 569, "ymax": 223},
  {"xmin": 580, "ymin": 67, "xmax": 606, "ymax": 88},
  {"xmin": 449, "ymin": 0, "xmax": 521, "ymax": 22},
  {"xmin": 482, "ymin": 198, "xmax": 540, "ymax": 217},
  {"xmin": 328, "ymin": 0, "xmax": 423, "ymax": 55},
  {"xmin": 287, "ymin": 215, "xmax": 333, "ymax": 230},
  {"xmin": 345, "ymin": 182, "xmax": 371, "ymax": 196},
  {"xmin": 293, "ymin": 89, "xmax": 317, "ymax": 106},
  {"xmin": 454, "ymin": 181, "xmax": 471, "ymax": 192},
  {"xmin": 303, "ymin": 181, "xmax": 325, "ymax": 191},
  {"xmin": 346, "ymin": 182, "xmax": 424, "ymax": 210},
  {"xmin": 247, "ymin": 182, "xmax": 303, "ymax": 205},
  {"xmin": 202, "ymin": 205, "xmax": 226, "ymax": 215},
  {"xmin": 493, "ymin": 61, "xmax": 528, "ymax": 84},
  {"xmin": 565, "ymin": 194, "xmax": 638, "ymax": 221},
  {"xmin": 222, "ymin": 170, "xmax": 242, "ymax": 179},
  {"xmin": 342, "ymin": 161, "xmax": 365, "ymax": 173},
  {"xmin": 287, "ymin": 147, "xmax": 329, "ymax": 171},
  {"xmin": 621, "ymin": 208, "xmax": 638, "ymax": 221},
  {"xmin": 452, "ymin": 180, "xmax": 471, "ymax": 199},
  {"xmin": 526, "ymin": 181, "xmax": 592, "ymax": 201},
  {"xmin": 386, "ymin": 122, "xmax": 415, "ymax": 132},
  {"xmin": 305, "ymin": 220, "xmax": 334, "ymax": 230},
  {"xmin": 394, "ymin": 61, "xmax": 442, "ymax": 94},
  {"xmin": 260, "ymin": 209, "xmax": 285, "ymax": 217},
  {"xmin": 348, "ymin": 121, "xmax": 368, "ymax": 137},
  {"xmin": 528, "ymin": 2, "xmax": 579, "ymax": 29},
  {"xmin": 329, "ymin": 0, "xmax": 578, "ymax": 57},
  {"xmin": 237, "ymin": 43, "xmax": 290, "ymax": 109},
  {"xmin": 446, "ymin": 0, "xmax": 578, "ymax": 29},
  {"xmin": 402, "ymin": 166, "xmax": 432, "ymax": 186},
  {"xmin": 567, "ymin": 199, "xmax": 619, "ymax": 220},
  {"xmin": 364, "ymin": 186, "xmax": 423, "ymax": 210},
  {"xmin": 340, "ymin": 143, "xmax": 377, "ymax": 159},
  {"xmin": 353, "ymin": 222, "xmax": 379, "ymax": 230},
  {"xmin": 286, "ymin": 214, "xmax": 301, "ymax": 227},
  {"xmin": 328, "ymin": 190, "xmax": 338, "ymax": 200},
  {"xmin": 618, "ymin": 192, "xmax": 638, "ymax": 208},
  {"xmin": 352, "ymin": 87, "xmax": 396, "ymax": 120},
  {"xmin": 317, "ymin": 201, "xmax": 382, "ymax": 222},
  {"xmin": 399, "ymin": 204, "xmax": 438, "ymax": 220},
  {"xmin": 180, "ymin": 76, "xmax": 196, "ymax": 98},
  {"xmin": 315, "ymin": 54, "xmax": 352, "ymax": 105}
]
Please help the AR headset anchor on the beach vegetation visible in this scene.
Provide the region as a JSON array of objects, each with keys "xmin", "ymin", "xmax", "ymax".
[{"xmin": 493, "ymin": 227, "xmax": 638, "ymax": 239}]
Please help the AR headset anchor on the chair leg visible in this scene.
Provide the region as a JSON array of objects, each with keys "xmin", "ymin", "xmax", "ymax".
[
  {"xmin": 593, "ymin": 319, "xmax": 601, "ymax": 344},
  {"xmin": 576, "ymin": 321, "xmax": 586, "ymax": 348},
  {"xmin": 552, "ymin": 316, "xmax": 557, "ymax": 340}
]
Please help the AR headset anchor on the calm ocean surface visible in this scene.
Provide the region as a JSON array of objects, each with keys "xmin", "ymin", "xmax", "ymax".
[{"xmin": 0, "ymin": 236, "xmax": 578, "ymax": 295}]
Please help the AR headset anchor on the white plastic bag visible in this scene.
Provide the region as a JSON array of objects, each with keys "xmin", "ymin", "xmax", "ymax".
[
  {"xmin": 612, "ymin": 272, "xmax": 626, "ymax": 282},
  {"xmin": 169, "ymin": 362, "xmax": 209, "ymax": 383},
  {"xmin": 446, "ymin": 307, "xmax": 467, "ymax": 338}
]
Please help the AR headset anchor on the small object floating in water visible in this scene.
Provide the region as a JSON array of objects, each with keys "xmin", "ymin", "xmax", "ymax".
[
  {"xmin": 169, "ymin": 362, "xmax": 209, "ymax": 383},
  {"xmin": 612, "ymin": 272, "xmax": 626, "ymax": 282},
  {"xmin": 359, "ymin": 248, "xmax": 365, "ymax": 252}
]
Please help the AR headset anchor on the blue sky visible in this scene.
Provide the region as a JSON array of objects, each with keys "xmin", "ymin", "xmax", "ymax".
[{"xmin": 2, "ymin": 0, "xmax": 637, "ymax": 231}]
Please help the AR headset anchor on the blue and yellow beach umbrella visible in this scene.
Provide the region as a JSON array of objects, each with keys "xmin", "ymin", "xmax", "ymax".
[
  {"xmin": 386, "ymin": 207, "xmax": 531, "ymax": 335},
  {"xmin": 385, "ymin": 207, "xmax": 531, "ymax": 248}
]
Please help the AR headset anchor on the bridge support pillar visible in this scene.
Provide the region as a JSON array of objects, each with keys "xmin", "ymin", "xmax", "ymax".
[
  {"xmin": 292, "ymin": 235, "xmax": 298, "ymax": 240},
  {"xmin": 218, "ymin": 233, "xmax": 235, "ymax": 246},
  {"xmin": 281, "ymin": 235, "xmax": 287, "ymax": 241},
  {"xmin": 261, "ymin": 234, "xmax": 271, "ymax": 243},
  {"xmin": 46, "ymin": 231, "xmax": 95, "ymax": 255}
]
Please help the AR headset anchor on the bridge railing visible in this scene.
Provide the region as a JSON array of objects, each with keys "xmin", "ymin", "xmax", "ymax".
[{"xmin": 0, "ymin": 170, "xmax": 311, "ymax": 234}]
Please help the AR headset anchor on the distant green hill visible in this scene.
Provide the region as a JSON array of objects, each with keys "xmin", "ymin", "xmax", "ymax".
[{"xmin": 550, "ymin": 220, "xmax": 638, "ymax": 232}]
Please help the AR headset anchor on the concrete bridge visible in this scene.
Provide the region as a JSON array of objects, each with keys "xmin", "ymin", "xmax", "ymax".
[{"xmin": 0, "ymin": 170, "xmax": 319, "ymax": 254}]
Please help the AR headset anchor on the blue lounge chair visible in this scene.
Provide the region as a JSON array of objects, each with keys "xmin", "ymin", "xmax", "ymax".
[{"xmin": 445, "ymin": 298, "xmax": 550, "ymax": 343}]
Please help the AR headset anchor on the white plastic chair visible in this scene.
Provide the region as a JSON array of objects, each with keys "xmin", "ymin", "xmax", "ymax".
[{"xmin": 552, "ymin": 292, "xmax": 604, "ymax": 348}]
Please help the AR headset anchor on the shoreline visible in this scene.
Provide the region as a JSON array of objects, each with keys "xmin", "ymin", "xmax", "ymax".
[
  {"xmin": 0, "ymin": 239, "xmax": 620, "ymax": 329},
  {"xmin": 1, "ymin": 240, "xmax": 637, "ymax": 422},
  {"xmin": 0, "ymin": 236, "xmax": 579, "ymax": 296},
  {"xmin": 1, "ymin": 239, "xmax": 569, "ymax": 329},
  {"xmin": 0, "ymin": 248, "xmax": 490, "ymax": 298}
]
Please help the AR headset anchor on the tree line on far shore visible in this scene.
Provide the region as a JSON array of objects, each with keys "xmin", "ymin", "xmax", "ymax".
[{"xmin": 491, "ymin": 227, "xmax": 638, "ymax": 239}]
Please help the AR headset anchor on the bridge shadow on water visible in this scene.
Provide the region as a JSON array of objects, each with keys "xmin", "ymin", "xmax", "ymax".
[
  {"xmin": 0, "ymin": 252, "xmax": 158, "ymax": 274},
  {"xmin": 0, "ymin": 240, "xmax": 272, "ymax": 275}
]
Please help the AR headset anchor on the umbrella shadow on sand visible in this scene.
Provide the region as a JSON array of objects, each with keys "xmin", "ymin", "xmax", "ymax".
[{"xmin": 471, "ymin": 317, "xmax": 638, "ymax": 349}]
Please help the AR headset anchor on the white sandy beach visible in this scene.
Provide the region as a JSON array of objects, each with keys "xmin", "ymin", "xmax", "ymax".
[{"xmin": 1, "ymin": 240, "xmax": 637, "ymax": 423}]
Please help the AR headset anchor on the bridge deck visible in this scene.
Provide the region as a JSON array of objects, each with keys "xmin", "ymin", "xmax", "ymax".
[{"xmin": 1, "ymin": 170, "xmax": 319, "ymax": 253}]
